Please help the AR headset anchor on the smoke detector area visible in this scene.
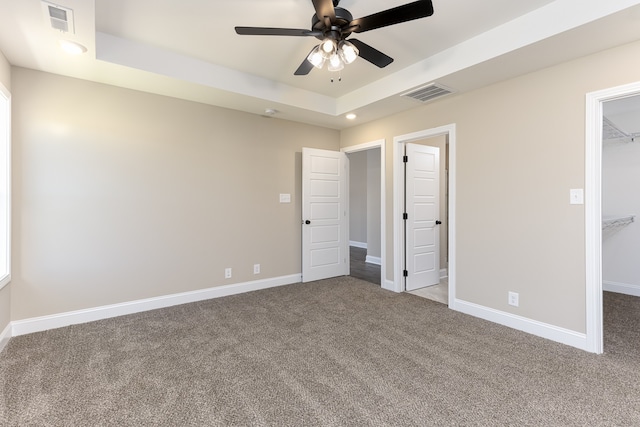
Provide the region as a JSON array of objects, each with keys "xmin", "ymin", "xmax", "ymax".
[{"xmin": 42, "ymin": 1, "xmax": 75, "ymax": 34}]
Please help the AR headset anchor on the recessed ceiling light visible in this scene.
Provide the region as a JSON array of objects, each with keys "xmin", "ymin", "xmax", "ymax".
[
  {"xmin": 58, "ymin": 40, "xmax": 87, "ymax": 55},
  {"xmin": 264, "ymin": 108, "xmax": 278, "ymax": 116},
  {"xmin": 346, "ymin": 113, "xmax": 357, "ymax": 120}
]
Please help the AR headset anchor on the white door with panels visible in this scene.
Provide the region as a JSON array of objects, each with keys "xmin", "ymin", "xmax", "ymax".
[
  {"xmin": 404, "ymin": 143, "xmax": 440, "ymax": 291},
  {"xmin": 302, "ymin": 148, "xmax": 349, "ymax": 283}
]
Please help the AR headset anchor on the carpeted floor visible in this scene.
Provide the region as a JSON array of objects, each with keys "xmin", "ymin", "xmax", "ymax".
[{"xmin": 1, "ymin": 276, "xmax": 639, "ymax": 426}]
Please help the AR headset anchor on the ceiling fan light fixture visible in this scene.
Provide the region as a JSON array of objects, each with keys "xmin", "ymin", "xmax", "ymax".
[
  {"xmin": 327, "ymin": 53, "xmax": 344, "ymax": 72},
  {"xmin": 339, "ymin": 41, "xmax": 359, "ymax": 64},
  {"xmin": 321, "ymin": 38, "xmax": 336, "ymax": 54},
  {"xmin": 235, "ymin": 0, "xmax": 435, "ymax": 76},
  {"xmin": 307, "ymin": 45, "xmax": 326, "ymax": 69}
]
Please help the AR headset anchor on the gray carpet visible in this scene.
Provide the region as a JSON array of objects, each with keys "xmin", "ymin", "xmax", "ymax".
[{"xmin": 1, "ymin": 276, "xmax": 639, "ymax": 426}]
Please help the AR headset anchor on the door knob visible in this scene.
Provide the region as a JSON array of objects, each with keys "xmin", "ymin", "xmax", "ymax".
[
  {"xmin": 435, "ymin": 220, "xmax": 442, "ymax": 225},
  {"xmin": 305, "ymin": 220, "xmax": 311, "ymax": 224}
]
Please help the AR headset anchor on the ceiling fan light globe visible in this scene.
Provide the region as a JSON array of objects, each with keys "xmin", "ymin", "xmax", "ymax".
[
  {"xmin": 321, "ymin": 39, "xmax": 336, "ymax": 54},
  {"xmin": 307, "ymin": 45, "xmax": 326, "ymax": 68},
  {"xmin": 339, "ymin": 41, "xmax": 359, "ymax": 64},
  {"xmin": 327, "ymin": 53, "xmax": 344, "ymax": 72}
]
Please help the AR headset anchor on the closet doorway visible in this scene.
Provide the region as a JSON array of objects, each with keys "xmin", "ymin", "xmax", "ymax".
[
  {"xmin": 602, "ymin": 96, "xmax": 640, "ymax": 297},
  {"xmin": 393, "ymin": 124, "xmax": 456, "ymax": 306},
  {"xmin": 586, "ymin": 81, "xmax": 640, "ymax": 354}
]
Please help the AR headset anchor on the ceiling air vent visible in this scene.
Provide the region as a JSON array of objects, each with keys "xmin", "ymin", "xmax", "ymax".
[
  {"xmin": 41, "ymin": 1, "xmax": 75, "ymax": 34},
  {"xmin": 401, "ymin": 83, "xmax": 454, "ymax": 104}
]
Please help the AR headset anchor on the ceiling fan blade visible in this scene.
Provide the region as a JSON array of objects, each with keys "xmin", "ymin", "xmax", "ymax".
[
  {"xmin": 349, "ymin": 39, "xmax": 393, "ymax": 68},
  {"xmin": 294, "ymin": 49, "xmax": 315, "ymax": 75},
  {"xmin": 350, "ymin": 0, "xmax": 434, "ymax": 34},
  {"xmin": 235, "ymin": 27, "xmax": 320, "ymax": 37},
  {"xmin": 311, "ymin": 0, "xmax": 336, "ymax": 22}
]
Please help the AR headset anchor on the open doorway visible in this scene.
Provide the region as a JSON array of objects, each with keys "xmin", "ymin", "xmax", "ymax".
[
  {"xmin": 342, "ymin": 140, "xmax": 386, "ymax": 289},
  {"xmin": 600, "ymin": 94, "xmax": 640, "ymax": 356},
  {"xmin": 347, "ymin": 148, "xmax": 381, "ymax": 286},
  {"xmin": 586, "ymin": 80, "xmax": 640, "ymax": 354},
  {"xmin": 403, "ymin": 137, "xmax": 449, "ymax": 304},
  {"xmin": 393, "ymin": 124, "xmax": 456, "ymax": 306}
]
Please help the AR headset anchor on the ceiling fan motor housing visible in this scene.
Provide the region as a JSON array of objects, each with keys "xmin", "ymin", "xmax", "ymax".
[{"xmin": 311, "ymin": 7, "xmax": 354, "ymax": 41}]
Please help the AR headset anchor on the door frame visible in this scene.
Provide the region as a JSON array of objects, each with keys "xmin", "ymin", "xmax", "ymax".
[
  {"xmin": 341, "ymin": 139, "xmax": 387, "ymax": 289},
  {"xmin": 585, "ymin": 80, "xmax": 640, "ymax": 354},
  {"xmin": 393, "ymin": 124, "xmax": 456, "ymax": 306}
]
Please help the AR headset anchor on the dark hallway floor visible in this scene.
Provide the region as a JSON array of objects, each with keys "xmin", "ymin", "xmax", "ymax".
[{"xmin": 349, "ymin": 246, "xmax": 380, "ymax": 286}]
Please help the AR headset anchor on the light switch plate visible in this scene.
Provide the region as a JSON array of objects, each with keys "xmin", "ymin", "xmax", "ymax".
[
  {"xmin": 279, "ymin": 193, "xmax": 291, "ymax": 203},
  {"xmin": 570, "ymin": 189, "xmax": 584, "ymax": 205}
]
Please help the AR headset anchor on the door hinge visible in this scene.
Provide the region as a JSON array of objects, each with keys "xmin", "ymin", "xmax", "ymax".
[
  {"xmin": 403, "ymin": 270, "xmax": 408, "ymax": 277},
  {"xmin": 403, "ymin": 155, "xmax": 408, "ymax": 163},
  {"xmin": 403, "ymin": 213, "xmax": 408, "ymax": 220}
]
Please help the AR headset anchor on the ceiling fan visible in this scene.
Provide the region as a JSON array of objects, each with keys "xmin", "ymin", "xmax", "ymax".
[{"xmin": 235, "ymin": 0, "xmax": 434, "ymax": 75}]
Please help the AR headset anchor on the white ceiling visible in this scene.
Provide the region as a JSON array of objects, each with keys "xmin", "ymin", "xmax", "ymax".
[{"xmin": 2, "ymin": 0, "xmax": 640, "ymax": 129}]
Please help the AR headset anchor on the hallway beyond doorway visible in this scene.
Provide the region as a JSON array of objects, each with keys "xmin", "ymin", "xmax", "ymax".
[{"xmin": 349, "ymin": 246, "xmax": 380, "ymax": 286}]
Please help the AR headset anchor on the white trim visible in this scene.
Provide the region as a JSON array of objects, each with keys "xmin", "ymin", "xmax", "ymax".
[
  {"xmin": 440, "ymin": 268, "xmax": 448, "ymax": 279},
  {"xmin": 365, "ymin": 255, "xmax": 382, "ymax": 266},
  {"xmin": 452, "ymin": 299, "xmax": 588, "ymax": 351},
  {"xmin": 349, "ymin": 241, "xmax": 367, "ymax": 249},
  {"xmin": 393, "ymin": 124, "xmax": 456, "ymax": 300},
  {"xmin": 0, "ymin": 322, "xmax": 11, "ymax": 353},
  {"xmin": 603, "ymin": 281, "xmax": 640, "ymax": 297},
  {"xmin": 342, "ymin": 139, "xmax": 386, "ymax": 289},
  {"xmin": 11, "ymin": 274, "xmax": 301, "ymax": 337},
  {"xmin": 382, "ymin": 279, "xmax": 395, "ymax": 292},
  {"xmin": 585, "ymin": 80, "xmax": 640, "ymax": 354},
  {"xmin": 0, "ymin": 82, "xmax": 10, "ymax": 291}
]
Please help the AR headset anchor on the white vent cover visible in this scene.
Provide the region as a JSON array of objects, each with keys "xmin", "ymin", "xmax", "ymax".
[
  {"xmin": 41, "ymin": 1, "xmax": 75, "ymax": 34},
  {"xmin": 401, "ymin": 83, "xmax": 454, "ymax": 104}
]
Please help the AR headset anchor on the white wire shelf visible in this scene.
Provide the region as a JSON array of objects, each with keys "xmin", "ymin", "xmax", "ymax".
[{"xmin": 602, "ymin": 215, "xmax": 635, "ymax": 230}]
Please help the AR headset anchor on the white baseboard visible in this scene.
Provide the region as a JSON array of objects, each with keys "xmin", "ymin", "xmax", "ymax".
[
  {"xmin": 382, "ymin": 279, "xmax": 399, "ymax": 293},
  {"xmin": 440, "ymin": 268, "xmax": 448, "ymax": 279},
  {"xmin": 365, "ymin": 255, "xmax": 382, "ymax": 265},
  {"xmin": 451, "ymin": 299, "xmax": 588, "ymax": 352},
  {"xmin": 0, "ymin": 322, "xmax": 11, "ymax": 353},
  {"xmin": 603, "ymin": 280, "xmax": 640, "ymax": 297},
  {"xmin": 11, "ymin": 274, "xmax": 302, "ymax": 337},
  {"xmin": 349, "ymin": 241, "xmax": 367, "ymax": 249}
]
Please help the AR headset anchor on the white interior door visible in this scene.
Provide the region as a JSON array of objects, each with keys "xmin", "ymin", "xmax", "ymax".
[
  {"xmin": 405, "ymin": 143, "xmax": 440, "ymax": 291},
  {"xmin": 302, "ymin": 148, "xmax": 349, "ymax": 283}
]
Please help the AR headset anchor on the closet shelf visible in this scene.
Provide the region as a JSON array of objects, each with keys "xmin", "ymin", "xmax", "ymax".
[{"xmin": 602, "ymin": 215, "xmax": 635, "ymax": 230}]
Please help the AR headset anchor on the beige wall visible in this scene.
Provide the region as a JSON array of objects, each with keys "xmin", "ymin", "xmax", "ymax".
[
  {"xmin": 348, "ymin": 151, "xmax": 367, "ymax": 244},
  {"xmin": 366, "ymin": 149, "xmax": 381, "ymax": 259},
  {"xmin": 341, "ymin": 39, "xmax": 640, "ymax": 333},
  {"xmin": 0, "ymin": 49, "xmax": 10, "ymax": 333},
  {"xmin": 11, "ymin": 67, "xmax": 339, "ymax": 320}
]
